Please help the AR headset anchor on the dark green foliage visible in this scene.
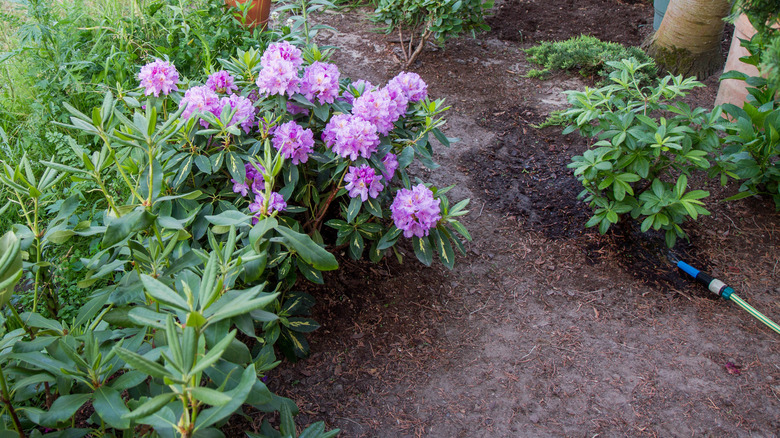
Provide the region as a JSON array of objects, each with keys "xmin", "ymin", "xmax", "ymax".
[
  {"xmin": 563, "ymin": 59, "xmax": 727, "ymax": 247},
  {"xmin": 525, "ymin": 35, "xmax": 657, "ymax": 84},
  {"xmin": 372, "ymin": 0, "xmax": 493, "ymax": 66}
]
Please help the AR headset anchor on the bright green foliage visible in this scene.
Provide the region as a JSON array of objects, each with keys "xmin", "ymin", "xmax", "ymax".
[
  {"xmin": 736, "ymin": 0, "xmax": 780, "ymax": 89},
  {"xmin": 0, "ymin": 231, "xmax": 22, "ymax": 308},
  {"xmin": 719, "ymin": 71, "xmax": 780, "ymax": 208},
  {"xmin": 564, "ymin": 58, "xmax": 728, "ymax": 247},
  {"xmin": 525, "ymin": 35, "xmax": 657, "ymax": 84},
  {"xmin": 372, "ymin": 0, "xmax": 494, "ymax": 66}
]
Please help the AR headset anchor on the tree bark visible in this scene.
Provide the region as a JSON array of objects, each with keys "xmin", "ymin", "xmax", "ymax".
[{"xmin": 644, "ymin": 0, "xmax": 732, "ymax": 79}]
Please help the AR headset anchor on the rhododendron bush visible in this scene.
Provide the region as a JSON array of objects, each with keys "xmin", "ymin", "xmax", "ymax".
[
  {"xmin": 49, "ymin": 42, "xmax": 470, "ymax": 360},
  {"xmin": 0, "ymin": 39, "xmax": 470, "ymax": 437},
  {"xmin": 134, "ymin": 42, "xmax": 471, "ymax": 273}
]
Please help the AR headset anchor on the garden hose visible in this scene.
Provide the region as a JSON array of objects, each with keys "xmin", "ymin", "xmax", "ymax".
[{"xmin": 677, "ymin": 260, "xmax": 780, "ymax": 335}]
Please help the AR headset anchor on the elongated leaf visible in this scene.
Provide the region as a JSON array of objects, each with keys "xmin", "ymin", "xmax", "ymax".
[
  {"xmin": 190, "ymin": 387, "xmax": 232, "ymax": 406},
  {"xmin": 275, "ymin": 226, "xmax": 338, "ymax": 271},
  {"xmin": 27, "ymin": 393, "xmax": 91, "ymax": 427},
  {"xmin": 114, "ymin": 347, "xmax": 169, "ymax": 379},
  {"xmin": 194, "ymin": 365, "xmax": 256, "ymax": 430},
  {"xmin": 102, "ymin": 209, "xmax": 157, "ymax": 248},
  {"xmin": 0, "ymin": 231, "xmax": 22, "ymax": 308},
  {"xmin": 123, "ymin": 393, "xmax": 176, "ymax": 420},
  {"xmin": 94, "ymin": 386, "xmax": 131, "ymax": 429},
  {"xmin": 140, "ymin": 274, "xmax": 190, "ymax": 311},
  {"xmin": 412, "ymin": 236, "xmax": 433, "ymax": 266}
]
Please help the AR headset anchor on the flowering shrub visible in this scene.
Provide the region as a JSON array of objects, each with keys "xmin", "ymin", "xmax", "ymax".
[{"xmin": 0, "ymin": 38, "xmax": 469, "ymax": 438}]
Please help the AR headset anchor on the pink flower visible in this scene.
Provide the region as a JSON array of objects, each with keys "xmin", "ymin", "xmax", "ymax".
[
  {"xmin": 388, "ymin": 71, "xmax": 428, "ymax": 102},
  {"xmin": 352, "ymin": 88, "xmax": 397, "ymax": 136},
  {"xmin": 344, "ymin": 165, "xmax": 384, "ymax": 202},
  {"xmin": 261, "ymin": 41, "xmax": 303, "ymax": 69},
  {"xmin": 301, "ymin": 62, "xmax": 340, "ymax": 105},
  {"xmin": 256, "ymin": 58, "xmax": 300, "ymax": 97},
  {"xmin": 272, "ymin": 121, "xmax": 315, "ymax": 165},
  {"xmin": 180, "ymin": 85, "xmax": 221, "ymax": 127},
  {"xmin": 138, "ymin": 59, "xmax": 179, "ymax": 97},
  {"xmin": 390, "ymin": 184, "xmax": 441, "ymax": 238},
  {"xmin": 322, "ymin": 114, "xmax": 380, "ymax": 161},
  {"xmin": 381, "ymin": 153, "xmax": 399, "ymax": 181},
  {"xmin": 206, "ymin": 70, "xmax": 238, "ymax": 94},
  {"xmin": 218, "ymin": 94, "xmax": 256, "ymax": 134}
]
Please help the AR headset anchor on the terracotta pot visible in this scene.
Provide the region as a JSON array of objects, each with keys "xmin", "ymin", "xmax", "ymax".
[{"xmin": 225, "ymin": 0, "xmax": 271, "ymax": 29}]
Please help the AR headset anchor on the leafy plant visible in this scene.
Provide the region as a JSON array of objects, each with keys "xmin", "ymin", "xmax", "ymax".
[
  {"xmin": 372, "ymin": 0, "xmax": 494, "ymax": 67},
  {"xmin": 563, "ymin": 58, "xmax": 727, "ymax": 247},
  {"xmin": 0, "ymin": 23, "xmax": 470, "ymax": 435},
  {"xmin": 719, "ymin": 55, "xmax": 780, "ymax": 208},
  {"xmin": 525, "ymin": 35, "xmax": 657, "ymax": 84}
]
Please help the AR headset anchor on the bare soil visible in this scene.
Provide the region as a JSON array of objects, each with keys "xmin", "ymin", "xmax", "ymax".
[{"xmin": 264, "ymin": 1, "xmax": 780, "ymax": 437}]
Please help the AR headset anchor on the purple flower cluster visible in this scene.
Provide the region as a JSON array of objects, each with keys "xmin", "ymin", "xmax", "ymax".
[
  {"xmin": 218, "ymin": 94, "xmax": 256, "ymax": 134},
  {"xmin": 232, "ymin": 163, "xmax": 268, "ymax": 197},
  {"xmin": 249, "ymin": 191, "xmax": 287, "ymax": 219},
  {"xmin": 301, "ymin": 62, "xmax": 340, "ymax": 105},
  {"xmin": 138, "ymin": 59, "xmax": 179, "ymax": 97},
  {"xmin": 344, "ymin": 165, "xmax": 384, "ymax": 202},
  {"xmin": 206, "ymin": 70, "xmax": 238, "ymax": 94},
  {"xmin": 272, "ymin": 121, "xmax": 315, "ymax": 165},
  {"xmin": 351, "ymin": 88, "xmax": 397, "ymax": 136},
  {"xmin": 180, "ymin": 86, "xmax": 220, "ymax": 127},
  {"xmin": 256, "ymin": 42, "xmax": 303, "ymax": 97},
  {"xmin": 388, "ymin": 72, "xmax": 428, "ymax": 103},
  {"xmin": 390, "ymin": 184, "xmax": 441, "ymax": 238},
  {"xmin": 322, "ymin": 114, "xmax": 380, "ymax": 161},
  {"xmin": 381, "ymin": 153, "xmax": 399, "ymax": 181},
  {"xmin": 260, "ymin": 41, "xmax": 304, "ymax": 68}
]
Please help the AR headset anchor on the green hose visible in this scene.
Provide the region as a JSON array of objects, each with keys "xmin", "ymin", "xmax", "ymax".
[{"xmin": 677, "ymin": 260, "xmax": 780, "ymax": 335}]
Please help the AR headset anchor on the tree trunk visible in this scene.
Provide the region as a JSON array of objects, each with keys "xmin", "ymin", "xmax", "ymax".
[{"xmin": 644, "ymin": 0, "xmax": 731, "ymax": 79}]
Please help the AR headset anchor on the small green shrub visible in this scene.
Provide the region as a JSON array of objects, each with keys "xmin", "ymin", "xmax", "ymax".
[
  {"xmin": 719, "ymin": 49, "xmax": 780, "ymax": 208},
  {"xmin": 525, "ymin": 35, "xmax": 657, "ymax": 84},
  {"xmin": 563, "ymin": 58, "xmax": 728, "ymax": 247},
  {"xmin": 372, "ymin": 0, "xmax": 494, "ymax": 67}
]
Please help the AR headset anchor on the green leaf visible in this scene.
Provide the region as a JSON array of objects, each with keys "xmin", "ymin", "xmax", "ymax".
[
  {"xmin": 348, "ymin": 231, "xmax": 364, "ymax": 259},
  {"xmin": 0, "ymin": 231, "xmax": 23, "ymax": 308},
  {"xmin": 114, "ymin": 347, "xmax": 169, "ymax": 380},
  {"xmin": 102, "ymin": 209, "xmax": 158, "ymax": 248},
  {"xmin": 285, "ymin": 317, "xmax": 320, "ymax": 333},
  {"xmin": 27, "ymin": 393, "xmax": 90, "ymax": 427},
  {"xmin": 432, "ymin": 229, "xmax": 455, "ymax": 269},
  {"xmin": 94, "ymin": 386, "xmax": 131, "ymax": 429},
  {"xmin": 412, "ymin": 236, "xmax": 433, "ymax": 266},
  {"xmin": 123, "ymin": 393, "xmax": 176, "ymax": 420},
  {"xmin": 275, "ymin": 226, "xmax": 338, "ymax": 271},
  {"xmin": 346, "ymin": 196, "xmax": 361, "ymax": 223},
  {"xmin": 194, "ymin": 365, "xmax": 257, "ymax": 430},
  {"xmin": 205, "ymin": 210, "xmax": 253, "ymax": 227},
  {"xmin": 190, "ymin": 387, "xmax": 232, "ymax": 406},
  {"xmin": 376, "ymin": 226, "xmax": 402, "ymax": 250},
  {"xmin": 296, "ymin": 258, "xmax": 324, "ymax": 284},
  {"xmin": 140, "ymin": 274, "xmax": 190, "ymax": 311}
]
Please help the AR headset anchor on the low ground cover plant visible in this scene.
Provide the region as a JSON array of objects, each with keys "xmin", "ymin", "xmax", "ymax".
[
  {"xmin": 0, "ymin": 11, "xmax": 470, "ymax": 434},
  {"xmin": 524, "ymin": 35, "xmax": 657, "ymax": 83}
]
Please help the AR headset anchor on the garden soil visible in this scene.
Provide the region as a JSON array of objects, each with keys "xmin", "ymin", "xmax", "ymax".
[{"xmin": 261, "ymin": 1, "xmax": 780, "ymax": 436}]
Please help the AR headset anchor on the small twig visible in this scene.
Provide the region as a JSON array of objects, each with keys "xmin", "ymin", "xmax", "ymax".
[
  {"xmin": 398, "ymin": 26, "xmax": 408, "ymax": 64},
  {"xmin": 518, "ymin": 345, "xmax": 537, "ymax": 361}
]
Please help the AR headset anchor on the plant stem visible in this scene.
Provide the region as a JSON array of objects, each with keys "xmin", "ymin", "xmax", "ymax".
[{"xmin": 0, "ymin": 366, "xmax": 25, "ymax": 438}]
